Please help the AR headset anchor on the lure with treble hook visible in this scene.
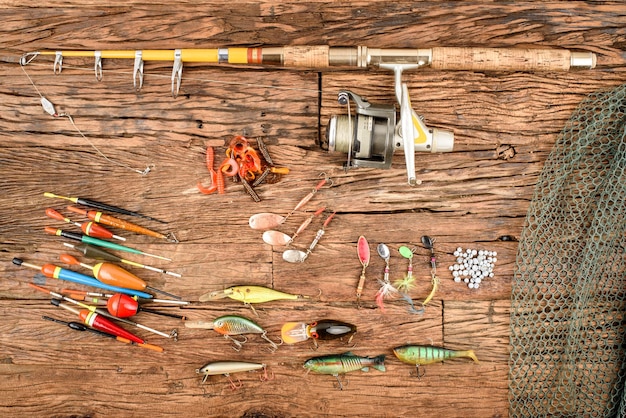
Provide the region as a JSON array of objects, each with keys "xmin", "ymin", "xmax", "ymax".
[
  {"xmin": 281, "ymin": 319, "xmax": 357, "ymax": 345},
  {"xmin": 63, "ymin": 242, "xmax": 181, "ymax": 277},
  {"xmin": 248, "ymin": 175, "xmax": 331, "ymax": 230},
  {"xmin": 12, "ymin": 257, "xmax": 152, "ymax": 299},
  {"xmin": 59, "ymin": 253, "xmax": 182, "ymax": 300},
  {"xmin": 45, "ymin": 208, "xmax": 126, "ymax": 241},
  {"xmin": 44, "ymin": 227, "xmax": 171, "ymax": 261},
  {"xmin": 374, "ymin": 243, "xmax": 397, "ymax": 312},
  {"xmin": 355, "ymin": 236, "xmax": 370, "ymax": 306},
  {"xmin": 185, "ymin": 315, "xmax": 280, "ymax": 351},
  {"xmin": 30, "ymin": 283, "xmax": 177, "ymax": 339},
  {"xmin": 196, "ymin": 361, "xmax": 270, "ymax": 387},
  {"xmin": 199, "ymin": 285, "xmax": 309, "ymax": 305},
  {"xmin": 66, "ymin": 205, "xmax": 178, "ymax": 243},
  {"xmin": 44, "ymin": 192, "xmax": 167, "ymax": 223},
  {"xmin": 282, "ymin": 211, "xmax": 336, "ymax": 263},
  {"xmin": 42, "ymin": 315, "xmax": 164, "ymax": 352}
]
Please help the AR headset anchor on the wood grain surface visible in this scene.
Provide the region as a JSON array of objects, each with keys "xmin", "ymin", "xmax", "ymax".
[{"xmin": 1, "ymin": 1, "xmax": 625, "ymax": 417}]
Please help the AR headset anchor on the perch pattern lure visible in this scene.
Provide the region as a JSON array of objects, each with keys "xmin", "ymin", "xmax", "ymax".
[
  {"xmin": 393, "ymin": 344, "xmax": 479, "ymax": 377},
  {"xmin": 185, "ymin": 315, "xmax": 281, "ymax": 351}
]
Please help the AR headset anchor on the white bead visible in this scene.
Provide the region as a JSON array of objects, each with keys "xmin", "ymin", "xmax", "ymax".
[
  {"xmin": 457, "ymin": 247, "xmax": 463, "ymax": 253},
  {"xmin": 489, "ymin": 272, "xmax": 494, "ymax": 277},
  {"xmin": 475, "ymin": 277, "xmax": 481, "ymax": 283},
  {"xmin": 454, "ymin": 277, "xmax": 461, "ymax": 283},
  {"xmin": 468, "ymin": 282, "xmax": 475, "ymax": 289},
  {"xmin": 473, "ymin": 283, "xmax": 480, "ymax": 289},
  {"xmin": 464, "ymin": 278, "xmax": 469, "ymax": 283}
]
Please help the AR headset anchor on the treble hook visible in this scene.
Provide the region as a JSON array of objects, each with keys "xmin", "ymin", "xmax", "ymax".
[
  {"xmin": 259, "ymin": 365, "xmax": 274, "ymax": 382},
  {"xmin": 261, "ymin": 332, "xmax": 283, "ymax": 352},
  {"xmin": 410, "ymin": 364, "xmax": 426, "ymax": 379},
  {"xmin": 225, "ymin": 335, "xmax": 248, "ymax": 351},
  {"xmin": 333, "ymin": 374, "xmax": 349, "ymax": 391},
  {"xmin": 226, "ymin": 374, "xmax": 243, "ymax": 390}
]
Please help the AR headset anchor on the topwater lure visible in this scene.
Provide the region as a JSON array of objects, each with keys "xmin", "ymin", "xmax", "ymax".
[
  {"xmin": 304, "ymin": 352, "xmax": 386, "ymax": 390},
  {"xmin": 355, "ymin": 236, "xmax": 370, "ymax": 306},
  {"xmin": 184, "ymin": 315, "xmax": 281, "ymax": 351},
  {"xmin": 196, "ymin": 361, "xmax": 270, "ymax": 387},
  {"xmin": 393, "ymin": 344, "xmax": 479, "ymax": 377},
  {"xmin": 44, "ymin": 192, "xmax": 166, "ymax": 223},
  {"xmin": 281, "ymin": 319, "xmax": 357, "ymax": 346}
]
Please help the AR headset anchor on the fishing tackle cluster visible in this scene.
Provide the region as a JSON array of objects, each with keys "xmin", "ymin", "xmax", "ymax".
[
  {"xmin": 197, "ymin": 136, "xmax": 288, "ymax": 201},
  {"xmin": 12, "ymin": 193, "xmax": 186, "ymax": 352},
  {"xmin": 449, "ymin": 247, "xmax": 498, "ymax": 289}
]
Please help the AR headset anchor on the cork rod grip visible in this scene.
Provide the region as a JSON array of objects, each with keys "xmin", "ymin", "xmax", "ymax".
[
  {"xmin": 282, "ymin": 46, "xmax": 330, "ymax": 68},
  {"xmin": 431, "ymin": 47, "xmax": 579, "ymax": 71}
]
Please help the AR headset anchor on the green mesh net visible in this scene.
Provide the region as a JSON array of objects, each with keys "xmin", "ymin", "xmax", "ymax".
[{"xmin": 509, "ymin": 84, "xmax": 626, "ymax": 417}]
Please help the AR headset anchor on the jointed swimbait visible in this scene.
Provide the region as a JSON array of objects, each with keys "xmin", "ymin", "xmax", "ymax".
[
  {"xmin": 393, "ymin": 344, "xmax": 479, "ymax": 377},
  {"xmin": 196, "ymin": 361, "xmax": 269, "ymax": 387},
  {"xmin": 185, "ymin": 314, "xmax": 281, "ymax": 351},
  {"xmin": 304, "ymin": 351, "xmax": 385, "ymax": 390}
]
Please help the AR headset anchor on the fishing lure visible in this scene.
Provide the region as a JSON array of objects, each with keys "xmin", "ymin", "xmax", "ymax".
[
  {"xmin": 262, "ymin": 207, "xmax": 325, "ymax": 246},
  {"xmin": 66, "ymin": 206, "xmax": 178, "ymax": 243},
  {"xmin": 281, "ymin": 319, "xmax": 356, "ymax": 346},
  {"xmin": 420, "ymin": 235, "xmax": 440, "ymax": 307},
  {"xmin": 46, "ymin": 208, "xmax": 126, "ymax": 241},
  {"xmin": 374, "ymin": 243, "xmax": 397, "ymax": 312},
  {"xmin": 184, "ymin": 315, "xmax": 281, "ymax": 351},
  {"xmin": 393, "ymin": 344, "xmax": 479, "ymax": 377},
  {"xmin": 282, "ymin": 211, "xmax": 336, "ymax": 263},
  {"xmin": 198, "ymin": 285, "xmax": 309, "ymax": 314},
  {"xmin": 304, "ymin": 352, "xmax": 386, "ymax": 390},
  {"xmin": 248, "ymin": 174, "xmax": 331, "ymax": 230},
  {"xmin": 196, "ymin": 361, "xmax": 270, "ymax": 387},
  {"xmin": 355, "ymin": 236, "xmax": 370, "ymax": 306},
  {"xmin": 394, "ymin": 245, "xmax": 423, "ymax": 315}
]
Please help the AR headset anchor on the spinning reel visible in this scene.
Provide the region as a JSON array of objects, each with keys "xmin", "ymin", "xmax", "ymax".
[{"xmin": 323, "ymin": 64, "xmax": 454, "ymax": 186}]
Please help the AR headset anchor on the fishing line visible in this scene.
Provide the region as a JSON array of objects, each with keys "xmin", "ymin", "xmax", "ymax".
[{"xmin": 19, "ymin": 63, "xmax": 154, "ymax": 176}]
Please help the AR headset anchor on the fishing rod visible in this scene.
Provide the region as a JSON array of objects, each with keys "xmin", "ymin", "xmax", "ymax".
[
  {"xmin": 44, "ymin": 227, "xmax": 171, "ymax": 261},
  {"xmin": 42, "ymin": 315, "xmax": 164, "ymax": 352},
  {"xmin": 58, "ymin": 253, "xmax": 182, "ymax": 300},
  {"xmin": 45, "ymin": 208, "xmax": 126, "ymax": 242},
  {"xmin": 63, "ymin": 242, "xmax": 181, "ymax": 278},
  {"xmin": 12, "ymin": 257, "xmax": 152, "ymax": 299},
  {"xmin": 30, "ymin": 283, "xmax": 177, "ymax": 339},
  {"xmin": 44, "ymin": 192, "xmax": 167, "ymax": 224}
]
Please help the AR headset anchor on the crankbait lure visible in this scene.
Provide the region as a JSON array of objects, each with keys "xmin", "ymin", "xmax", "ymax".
[
  {"xmin": 393, "ymin": 344, "xmax": 479, "ymax": 377},
  {"xmin": 355, "ymin": 236, "xmax": 370, "ymax": 306},
  {"xmin": 198, "ymin": 285, "xmax": 309, "ymax": 312},
  {"xmin": 184, "ymin": 315, "xmax": 281, "ymax": 351},
  {"xmin": 281, "ymin": 319, "xmax": 356, "ymax": 345},
  {"xmin": 196, "ymin": 361, "xmax": 270, "ymax": 387},
  {"xmin": 304, "ymin": 352, "xmax": 386, "ymax": 390}
]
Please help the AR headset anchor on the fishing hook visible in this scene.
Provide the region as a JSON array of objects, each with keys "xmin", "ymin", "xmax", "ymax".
[
  {"xmin": 333, "ymin": 374, "xmax": 349, "ymax": 391},
  {"xmin": 225, "ymin": 335, "xmax": 248, "ymax": 351},
  {"xmin": 226, "ymin": 375, "xmax": 243, "ymax": 390},
  {"xmin": 410, "ymin": 364, "xmax": 426, "ymax": 380},
  {"xmin": 259, "ymin": 365, "xmax": 274, "ymax": 382},
  {"xmin": 261, "ymin": 332, "xmax": 282, "ymax": 352}
]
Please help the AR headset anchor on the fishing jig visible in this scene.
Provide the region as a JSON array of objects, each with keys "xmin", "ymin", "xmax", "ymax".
[
  {"xmin": 46, "ymin": 208, "xmax": 125, "ymax": 241},
  {"xmin": 185, "ymin": 315, "xmax": 281, "ymax": 351},
  {"xmin": 248, "ymin": 174, "xmax": 331, "ymax": 230},
  {"xmin": 31, "ymin": 283, "xmax": 177, "ymax": 340},
  {"xmin": 196, "ymin": 361, "xmax": 270, "ymax": 388},
  {"xmin": 66, "ymin": 205, "xmax": 178, "ymax": 243},
  {"xmin": 304, "ymin": 351, "xmax": 386, "ymax": 390},
  {"xmin": 355, "ymin": 236, "xmax": 370, "ymax": 307},
  {"xmin": 392, "ymin": 344, "xmax": 479, "ymax": 378},
  {"xmin": 12, "ymin": 257, "xmax": 152, "ymax": 299},
  {"xmin": 44, "ymin": 227, "xmax": 171, "ymax": 261},
  {"xmin": 44, "ymin": 192, "xmax": 166, "ymax": 223},
  {"xmin": 42, "ymin": 315, "xmax": 164, "ymax": 352},
  {"xmin": 63, "ymin": 242, "xmax": 181, "ymax": 277},
  {"xmin": 262, "ymin": 207, "xmax": 325, "ymax": 247},
  {"xmin": 282, "ymin": 211, "xmax": 336, "ymax": 263},
  {"xmin": 59, "ymin": 253, "xmax": 182, "ymax": 300},
  {"xmin": 281, "ymin": 319, "xmax": 357, "ymax": 346}
]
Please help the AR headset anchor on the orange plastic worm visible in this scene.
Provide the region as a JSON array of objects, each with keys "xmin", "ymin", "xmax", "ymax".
[
  {"xmin": 67, "ymin": 206, "xmax": 168, "ymax": 240},
  {"xmin": 216, "ymin": 169, "xmax": 225, "ymax": 194},
  {"xmin": 197, "ymin": 146, "xmax": 219, "ymax": 194}
]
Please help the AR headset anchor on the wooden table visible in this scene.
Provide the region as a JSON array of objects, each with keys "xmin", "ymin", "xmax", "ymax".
[{"xmin": 1, "ymin": 2, "xmax": 624, "ymax": 416}]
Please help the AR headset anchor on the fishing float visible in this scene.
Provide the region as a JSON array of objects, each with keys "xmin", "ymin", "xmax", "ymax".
[
  {"xmin": 44, "ymin": 192, "xmax": 166, "ymax": 223},
  {"xmin": 61, "ymin": 288, "xmax": 189, "ymax": 306},
  {"xmin": 44, "ymin": 227, "xmax": 171, "ymax": 261},
  {"xmin": 45, "ymin": 208, "xmax": 126, "ymax": 241},
  {"xmin": 30, "ymin": 284, "xmax": 176, "ymax": 339},
  {"xmin": 63, "ymin": 242, "xmax": 181, "ymax": 277},
  {"xmin": 12, "ymin": 257, "xmax": 152, "ymax": 299},
  {"xmin": 59, "ymin": 253, "xmax": 182, "ymax": 300},
  {"xmin": 66, "ymin": 205, "xmax": 177, "ymax": 243},
  {"xmin": 42, "ymin": 315, "xmax": 164, "ymax": 352}
]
